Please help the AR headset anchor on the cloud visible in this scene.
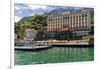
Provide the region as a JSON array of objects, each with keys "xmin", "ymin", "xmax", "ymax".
[
  {"xmin": 28, "ymin": 5, "xmax": 47, "ymax": 10},
  {"xmin": 15, "ymin": 16, "xmax": 22, "ymax": 22},
  {"xmin": 15, "ymin": 6, "xmax": 20, "ymax": 10},
  {"xmin": 14, "ymin": 4, "xmax": 49, "ymax": 18},
  {"xmin": 14, "ymin": 4, "xmax": 48, "ymax": 22},
  {"xmin": 15, "ymin": 4, "xmax": 32, "ymax": 17},
  {"xmin": 14, "ymin": 3, "xmax": 59, "ymax": 22}
]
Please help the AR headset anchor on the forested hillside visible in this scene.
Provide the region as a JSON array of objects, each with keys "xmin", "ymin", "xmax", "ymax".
[{"xmin": 15, "ymin": 13, "xmax": 49, "ymax": 39}]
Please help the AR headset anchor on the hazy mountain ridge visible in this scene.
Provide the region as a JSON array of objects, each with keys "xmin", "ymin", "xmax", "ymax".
[{"xmin": 50, "ymin": 7, "xmax": 94, "ymax": 15}]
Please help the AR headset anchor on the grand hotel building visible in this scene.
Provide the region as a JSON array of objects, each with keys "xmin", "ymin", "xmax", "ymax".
[
  {"xmin": 40, "ymin": 12, "xmax": 91, "ymax": 40},
  {"xmin": 47, "ymin": 12, "xmax": 91, "ymax": 31}
]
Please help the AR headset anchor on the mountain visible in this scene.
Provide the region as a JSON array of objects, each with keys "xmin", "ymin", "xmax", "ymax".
[
  {"xmin": 50, "ymin": 7, "xmax": 81, "ymax": 15},
  {"xmin": 49, "ymin": 7, "xmax": 93, "ymax": 15}
]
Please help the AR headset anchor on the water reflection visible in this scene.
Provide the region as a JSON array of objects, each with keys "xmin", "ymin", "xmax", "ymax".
[{"xmin": 15, "ymin": 47, "xmax": 94, "ymax": 65}]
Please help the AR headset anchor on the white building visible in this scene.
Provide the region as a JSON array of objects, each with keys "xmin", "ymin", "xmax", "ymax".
[
  {"xmin": 25, "ymin": 28, "xmax": 37, "ymax": 44},
  {"xmin": 15, "ymin": 34, "xmax": 17, "ymax": 40}
]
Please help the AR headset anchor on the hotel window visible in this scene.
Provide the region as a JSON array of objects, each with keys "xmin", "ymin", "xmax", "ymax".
[
  {"xmin": 56, "ymin": 17, "xmax": 58, "ymax": 23},
  {"xmin": 85, "ymin": 24, "xmax": 87, "ymax": 28},
  {"xmin": 61, "ymin": 17, "xmax": 63, "ymax": 22},
  {"xmin": 63, "ymin": 17, "xmax": 64, "ymax": 19},
  {"xmin": 76, "ymin": 16, "xmax": 78, "ymax": 24},
  {"xmin": 84, "ymin": 24, "xmax": 86, "ymax": 28},
  {"xmin": 68, "ymin": 16, "xmax": 69, "ymax": 20},
  {"xmin": 49, "ymin": 26, "xmax": 51, "ymax": 30},
  {"xmin": 76, "ymin": 15, "xmax": 78, "ymax": 19},
  {"xmin": 53, "ymin": 18, "xmax": 54, "ymax": 23},
  {"xmin": 65, "ymin": 16, "xmax": 67, "ymax": 22},
  {"xmin": 70, "ymin": 16, "xmax": 72, "ymax": 28},
  {"xmin": 54, "ymin": 18, "xmax": 55, "ymax": 22},
  {"xmin": 64, "ymin": 17, "xmax": 65, "ymax": 22},
  {"xmin": 85, "ymin": 20, "xmax": 87, "ymax": 24},
  {"xmin": 85, "ymin": 16, "xmax": 87, "ymax": 21},
  {"xmin": 85, "ymin": 13, "xmax": 87, "ymax": 17},
  {"xmin": 79, "ymin": 24, "xmax": 81, "ymax": 28},
  {"xmin": 82, "ymin": 14, "xmax": 84, "ymax": 18},
  {"xmin": 63, "ymin": 16, "xmax": 67, "ymax": 22},
  {"xmin": 59, "ymin": 17, "xmax": 62, "ymax": 23},
  {"xmin": 59, "ymin": 18, "xmax": 60, "ymax": 23},
  {"xmin": 57, "ymin": 17, "xmax": 58, "ymax": 23},
  {"xmin": 73, "ymin": 16, "xmax": 75, "ymax": 19},
  {"xmin": 73, "ymin": 16, "xmax": 75, "ymax": 22},
  {"xmin": 76, "ymin": 24, "xmax": 78, "ymax": 28},
  {"xmin": 67, "ymin": 16, "xmax": 69, "ymax": 23},
  {"xmin": 79, "ymin": 15, "xmax": 81, "ymax": 20},
  {"xmin": 54, "ymin": 18, "xmax": 56, "ymax": 23},
  {"xmin": 82, "ymin": 15, "xmax": 84, "ymax": 23},
  {"xmin": 73, "ymin": 17, "xmax": 75, "ymax": 24},
  {"xmin": 63, "ymin": 17, "xmax": 64, "ymax": 22},
  {"xmin": 56, "ymin": 17, "xmax": 57, "ymax": 23},
  {"xmin": 58, "ymin": 17, "xmax": 60, "ymax": 23},
  {"xmin": 63, "ymin": 16, "xmax": 67, "ymax": 19},
  {"xmin": 70, "ymin": 16, "xmax": 72, "ymax": 21}
]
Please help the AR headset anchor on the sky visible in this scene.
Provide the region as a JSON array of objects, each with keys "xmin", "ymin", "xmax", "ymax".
[
  {"xmin": 14, "ymin": 4, "xmax": 57, "ymax": 22},
  {"xmin": 15, "ymin": 4, "xmax": 47, "ymax": 22}
]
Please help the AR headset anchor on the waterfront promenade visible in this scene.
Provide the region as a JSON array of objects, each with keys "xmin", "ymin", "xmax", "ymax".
[{"xmin": 34, "ymin": 39, "xmax": 91, "ymax": 46}]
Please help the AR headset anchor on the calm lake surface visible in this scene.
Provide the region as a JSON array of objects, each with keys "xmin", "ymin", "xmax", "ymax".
[{"xmin": 15, "ymin": 47, "xmax": 94, "ymax": 65}]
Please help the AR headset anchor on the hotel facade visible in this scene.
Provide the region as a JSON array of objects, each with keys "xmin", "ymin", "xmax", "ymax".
[
  {"xmin": 35, "ymin": 11, "xmax": 92, "ymax": 40},
  {"xmin": 43, "ymin": 11, "xmax": 92, "ymax": 40},
  {"xmin": 47, "ymin": 12, "xmax": 91, "ymax": 31}
]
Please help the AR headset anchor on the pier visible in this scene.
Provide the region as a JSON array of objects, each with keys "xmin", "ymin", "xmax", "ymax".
[{"xmin": 15, "ymin": 45, "xmax": 52, "ymax": 50}]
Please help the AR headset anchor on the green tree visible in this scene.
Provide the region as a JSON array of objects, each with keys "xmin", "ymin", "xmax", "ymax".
[{"xmin": 15, "ymin": 13, "xmax": 49, "ymax": 39}]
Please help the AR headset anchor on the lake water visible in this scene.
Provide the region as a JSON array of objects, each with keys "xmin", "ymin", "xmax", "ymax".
[{"xmin": 15, "ymin": 47, "xmax": 94, "ymax": 65}]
